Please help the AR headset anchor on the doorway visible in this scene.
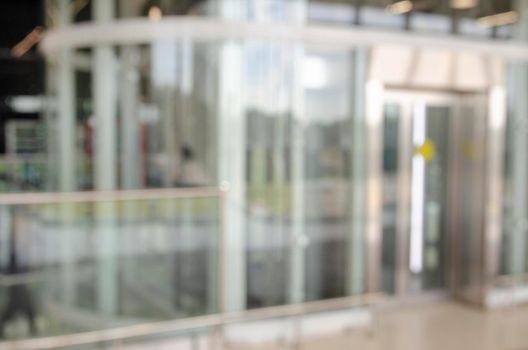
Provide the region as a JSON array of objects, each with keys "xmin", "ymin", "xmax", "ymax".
[{"xmin": 380, "ymin": 90, "xmax": 490, "ymax": 302}]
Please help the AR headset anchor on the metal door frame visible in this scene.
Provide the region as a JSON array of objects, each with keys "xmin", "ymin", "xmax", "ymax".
[
  {"xmin": 380, "ymin": 87, "xmax": 506, "ymax": 306},
  {"xmin": 383, "ymin": 89, "xmax": 472, "ymax": 301}
]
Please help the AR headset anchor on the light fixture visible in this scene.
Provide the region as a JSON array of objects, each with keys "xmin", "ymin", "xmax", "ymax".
[
  {"xmin": 478, "ymin": 11, "xmax": 519, "ymax": 27},
  {"xmin": 450, "ymin": 0, "xmax": 478, "ymax": 10},
  {"xmin": 386, "ymin": 0, "xmax": 413, "ymax": 15},
  {"xmin": 148, "ymin": 6, "xmax": 163, "ymax": 22}
]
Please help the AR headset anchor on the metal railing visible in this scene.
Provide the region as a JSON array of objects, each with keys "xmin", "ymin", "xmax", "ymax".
[
  {"xmin": 1, "ymin": 293, "xmax": 380, "ymax": 350},
  {"xmin": 0, "ymin": 187, "xmax": 379, "ymax": 349}
]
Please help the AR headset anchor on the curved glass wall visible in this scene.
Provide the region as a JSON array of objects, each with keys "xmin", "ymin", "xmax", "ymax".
[
  {"xmin": 45, "ymin": 38, "xmax": 369, "ymax": 304},
  {"xmin": 6, "ymin": 0, "xmax": 528, "ymax": 343}
]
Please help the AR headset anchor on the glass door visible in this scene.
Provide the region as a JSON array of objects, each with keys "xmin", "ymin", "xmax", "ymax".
[{"xmin": 382, "ymin": 91, "xmax": 458, "ymax": 298}]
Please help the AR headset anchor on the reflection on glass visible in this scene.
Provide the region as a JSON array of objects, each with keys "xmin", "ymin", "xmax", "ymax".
[
  {"xmin": 410, "ymin": 105, "xmax": 450, "ymax": 292},
  {"xmin": 381, "ymin": 103, "xmax": 400, "ymax": 295},
  {"xmin": 0, "ymin": 196, "xmax": 220, "ymax": 339},
  {"xmin": 245, "ymin": 41, "xmax": 293, "ymax": 308},
  {"xmin": 304, "ymin": 51, "xmax": 352, "ymax": 301}
]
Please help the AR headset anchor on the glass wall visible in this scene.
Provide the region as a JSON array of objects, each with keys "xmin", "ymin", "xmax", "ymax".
[
  {"xmin": 44, "ymin": 27, "xmax": 368, "ymax": 318},
  {"xmin": 0, "ymin": 192, "xmax": 221, "ymax": 338},
  {"xmin": 36, "ymin": 0, "xmax": 528, "ymax": 337}
]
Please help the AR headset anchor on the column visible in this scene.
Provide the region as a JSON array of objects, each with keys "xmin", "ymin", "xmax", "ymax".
[
  {"xmin": 56, "ymin": 0, "xmax": 76, "ymax": 307},
  {"xmin": 287, "ymin": 0, "xmax": 308, "ymax": 303},
  {"xmin": 347, "ymin": 49, "xmax": 369, "ymax": 295},
  {"xmin": 364, "ymin": 77, "xmax": 384, "ymax": 294},
  {"xmin": 56, "ymin": 0, "xmax": 76, "ymax": 192},
  {"xmin": 485, "ymin": 87, "xmax": 506, "ymax": 298},
  {"xmin": 290, "ymin": 44, "xmax": 306, "ymax": 304},
  {"xmin": 215, "ymin": 2, "xmax": 247, "ymax": 313},
  {"xmin": 93, "ymin": 0, "xmax": 117, "ymax": 191},
  {"xmin": 119, "ymin": 46, "xmax": 141, "ymax": 189},
  {"xmin": 93, "ymin": 0, "xmax": 118, "ymax": 317},
  {"xmin": 509, "ymin": 0, "xmax": 528, "ymax": 277}
]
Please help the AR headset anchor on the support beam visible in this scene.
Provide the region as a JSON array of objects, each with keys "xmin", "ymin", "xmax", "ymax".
[
  {"xmin": 364, "ymin": 78, "xmax": 384, "ymax": 294},
  {"xmin": 347, "ymin": 49, "xmax": 369, "ymax": 295},
  {"xmin": 289, "ymin": 44, "xmax": 306, "ymax": 304},
  {"xmin": 119, "ymin": 47, "xmax": 141, "ymax": 190},
  {"xmin": 217, "ymin": 43, "xmax": 246, "ymax": 312},
  {"xmin": 508, "ymin": 0, "xmax": 528, "ymax": 277},
  {"xmin": 56, "ymin": 0, "xmax": 76, "ymax": 307},
  {"xmin": 56, "ymin": 0, "xmax": 75, "ymax": 192},
  {"xmin": 93, "ymin": 0, "xmax": 118, "ymax": 317},
  {"xmin": 216, "ymin": 3, "xmax": 246, "ymax": 313}
]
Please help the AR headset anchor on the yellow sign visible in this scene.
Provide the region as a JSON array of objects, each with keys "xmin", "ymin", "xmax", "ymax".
[{"xmin": 415, "ymin": 138, "xmax": 436, "ymax": 161}]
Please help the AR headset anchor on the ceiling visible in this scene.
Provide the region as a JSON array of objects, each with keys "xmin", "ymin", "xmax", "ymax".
[{"xmin": 312, "ymin": 0, "xmax": 513, "ymax": 18}]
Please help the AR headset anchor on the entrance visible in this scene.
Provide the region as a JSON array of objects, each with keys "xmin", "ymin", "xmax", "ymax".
[{"xmin": 380, "ymin": 90, "xmax": 491, "ymax": 302}]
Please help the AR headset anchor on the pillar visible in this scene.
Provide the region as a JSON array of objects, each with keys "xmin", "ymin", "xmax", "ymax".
[
  {"xmin": 93, "ymin": 0, "xmax": 118, "ymax": 317},
  {"xmin": 508, "ymin": 0, "xmax": 528, "ymax": 277},
  {"xmin": 56, "ymin": 0, "xmax": 76, "ymax": 192},
  {"xmin": 347, "ymin": 49, "xmax": 369, "ymax": 295},
  {"xmin": 215, "ymin": 2, "xmax": 247, "ymax": 312},
  {"xmin": 56, "ymin": 0, "xmax": 76, "ymax": 307}
]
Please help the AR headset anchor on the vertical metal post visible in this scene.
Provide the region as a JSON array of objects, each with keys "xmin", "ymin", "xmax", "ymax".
[
  {"xmin": 290, "ymin": 44, "xmax": 306, "ymax": 304},
  {"xmin": 119, "ymin": 46, "xmax": 141, "ymax": 190},
  {"xmin": 93, "ymin": 0, "xmax": 117, "ymax": 191},
  {"xmin": 289, "ymin": 0, "xmax": 308, "ymax": 305},
  {"xmin": 93, "ymin": 0, "xmax": 118, "ymax": 316},
  {"xmin": 509, "ymin": 0, "xmax": 528, "ymax": 279},
  {"xmin": 56, "ymin": 0, "xmax": 77, "ymax": 307},
  {"xmin": 216, "ymin": 2, "xmax": 247, "ymax": 312},
  {"xmin": 364, "ymin": 78, "xmax": 384, "ymax": 294},
  {"xmin": 395, "ymin": 102, "xmax": 412, "ymax": 296},
  {"xmin": 485, "ymin": 87, "xmax": 506, "ymax": 296},
  {"xmin": 347, "ymin": 48, "xmax": 369, "ymax": 295},
  {"xmin": 57, "ymin": 0, "xmax": 76, "ymax": 192}
]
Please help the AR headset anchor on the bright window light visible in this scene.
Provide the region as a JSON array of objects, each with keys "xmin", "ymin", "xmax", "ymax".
[
  {"xmin": 410, "ymin": 102, "xmax": 426, "ymax": 274},
  {"xmin": 303, "ymin": 56, "xmax": 328, "ymax": 89},
  {"xmin": 489, "ymin": 85, "xmax": 506, "ymax": 130}
]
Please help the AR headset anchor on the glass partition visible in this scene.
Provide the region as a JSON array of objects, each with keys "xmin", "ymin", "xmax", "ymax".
[{"xmin": 0, "ymin": 190, "xmax": 222, "ymax": 339}]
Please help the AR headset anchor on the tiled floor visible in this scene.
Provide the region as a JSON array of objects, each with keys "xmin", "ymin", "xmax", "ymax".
[
  {"xmin": 11, "ymin": 301, "xmax": 523, "ymax": 349},
  {"xmin": 231, "ymin": 302, "xmax": 528, "ymax": 350}
]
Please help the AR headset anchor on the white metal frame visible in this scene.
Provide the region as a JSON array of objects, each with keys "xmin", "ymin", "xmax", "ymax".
[{"xmin": 40, "ymin": 17, "xmax": 528, "ymax": 61}]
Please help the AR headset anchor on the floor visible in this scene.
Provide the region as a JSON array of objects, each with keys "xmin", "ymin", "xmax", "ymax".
[
  {"xmin": 6, "ymin": 301, "xmax": 526, "ymax": 349},
  {"xmin": 228, "ymin": 302, "xmax": 528, "ymax": 350}
]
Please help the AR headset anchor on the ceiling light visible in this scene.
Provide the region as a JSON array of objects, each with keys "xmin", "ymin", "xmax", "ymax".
[
  {"xmin": 386, "ymin": 0, "xmax": 413, "ymax": 15},
  {"xmin": 478, "ymin": 11, "xmax": 519, "ymax": 27},
  {"xmin": 450, "ymin": 0, "xmax": 478, "ymax": 10}
]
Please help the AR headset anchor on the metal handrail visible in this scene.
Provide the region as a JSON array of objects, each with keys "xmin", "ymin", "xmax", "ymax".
[
  {"xmin": 0, "ymin": 187, "xmax": 225, "ymax": 205},
  {"xmin": 0, "ymin": 293, "xmax": 382, "ymax": 350},
  {"xmin": 0, "ymin": 187, "xmax": 379, "ymax": 349}
]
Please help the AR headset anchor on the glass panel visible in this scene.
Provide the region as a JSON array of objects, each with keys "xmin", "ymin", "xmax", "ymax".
[
  {"xmin": 381, "ymin": 103, "xmax": 400, "ymax": 295},
  {"xmin": 411, "ymin": 106, "xmax": 451, "ymax": 290},
  {"xmin": 409, "ymin": 105, "xmax": 450, "ymax": 292},
  {"xmin": 0, "ymin": 193, "xmax": 221, "ymax": 339},
  {"xmin": 455, "ymin": 98, "xmax": 487, "ymax": 300},
  {"xmin": 304, "ymin": 51, "xmax": 352, "ymax": 301},
  {"xmin": 245, "ymin": 41, "xmax": 292, "ymax": 308}
]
